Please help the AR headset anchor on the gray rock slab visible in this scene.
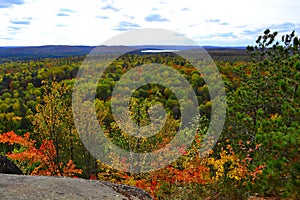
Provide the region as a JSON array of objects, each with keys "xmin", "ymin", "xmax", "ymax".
[{"xmin": 0, "ymin": 174, "xmax": 153, "ymax": 200}]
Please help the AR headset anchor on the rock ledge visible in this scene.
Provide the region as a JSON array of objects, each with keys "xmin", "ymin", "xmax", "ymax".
[{"xmin": 0, "ymin": 174, "xmax": 153, "ymax": 200}]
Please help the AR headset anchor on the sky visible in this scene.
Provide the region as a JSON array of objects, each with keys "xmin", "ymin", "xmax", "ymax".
[{"xmin": 0, "ymin": 0, "xmax": 299, "ymax": 46}]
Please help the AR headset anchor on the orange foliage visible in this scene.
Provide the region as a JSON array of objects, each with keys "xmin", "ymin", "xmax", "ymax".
[
  {"xmin": 120, "ymin": 153, "xmax": 210, "ymax": 199},
  {"xmin": 0, "ymin": 131, "xmax": 82, "ymax": 177},
  {"xmin": 118, "ymin": 139, "xmax": 265, "ymax": 199}
]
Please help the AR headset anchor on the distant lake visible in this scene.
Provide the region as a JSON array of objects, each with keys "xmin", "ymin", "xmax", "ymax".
[{"xmin": 140, "ymin": 49, "xmax": 179, "ymax": 53}]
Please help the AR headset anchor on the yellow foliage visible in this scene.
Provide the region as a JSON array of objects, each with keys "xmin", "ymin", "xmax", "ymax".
[{"xmin": 207, "ymin": 147, "xmax": 248, "ymax": 181}]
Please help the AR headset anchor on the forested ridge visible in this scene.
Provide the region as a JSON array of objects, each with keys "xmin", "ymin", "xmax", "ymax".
[
  {"xmin": 0, "ymin": 45, "xmax": 248, "ymax": 64},
  {"xmin": 0, "ymin": 30, "xmax": 299, "ymax": 199}
]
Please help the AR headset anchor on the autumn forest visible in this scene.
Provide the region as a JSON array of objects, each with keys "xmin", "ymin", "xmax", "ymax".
[{"xmin": 0, "ymin": 30, "xmax": 299, "ymax": 199}]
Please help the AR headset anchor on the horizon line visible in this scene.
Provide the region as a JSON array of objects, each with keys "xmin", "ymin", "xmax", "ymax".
[{"xmin": 0, "ymin": 44, "xmax": 247, "ymax": 48}]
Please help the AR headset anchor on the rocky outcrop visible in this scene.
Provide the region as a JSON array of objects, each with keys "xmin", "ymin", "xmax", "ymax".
[
  {"xmin": 0, "ymin": 156, "xmax": 22, "ymax": 175},
  {"xmin": 0, "ymin": 174, "xmax": 153, "ymax": 200}
]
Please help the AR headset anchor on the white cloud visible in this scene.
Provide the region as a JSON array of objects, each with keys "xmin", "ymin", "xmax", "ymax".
[{"xmin": 0, "ymin": 0, "xmax": 299, "ymax": 46}]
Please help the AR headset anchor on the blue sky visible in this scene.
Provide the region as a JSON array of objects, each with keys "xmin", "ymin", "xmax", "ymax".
[{"xmin": 0, "ymin": 0, "xmax": 299, "ymax": 46}]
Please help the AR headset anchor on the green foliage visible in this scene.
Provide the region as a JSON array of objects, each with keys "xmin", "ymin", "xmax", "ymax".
[
  {"xmin": 0, "ymin": 29, "xmax": 299, "ymax": 199},
  {"xmin": 247, "ymin": 29, "xmax": 300, "ymax": 62},
  {"xmin": 224, "ymin": 29, "xmax": 300, "ymax": 198}
]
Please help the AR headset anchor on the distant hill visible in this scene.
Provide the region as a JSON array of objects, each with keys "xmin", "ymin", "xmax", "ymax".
[
  {"xmin": 0, "ymin": 45, "xmax": 249, "ymax": 63},
  {"xmin": 0, "ymin": 45, "xmax": 94, "ymax": 62}
]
